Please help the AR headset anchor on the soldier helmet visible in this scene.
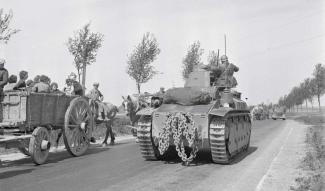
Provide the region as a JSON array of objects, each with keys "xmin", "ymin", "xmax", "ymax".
[
  {"xmin": 93, "ymin": 82, "xmax": 99, "ymax": 86},
  {"xmin": 220, "ymin": 55, "xmax": 228, "ymax": 62}
]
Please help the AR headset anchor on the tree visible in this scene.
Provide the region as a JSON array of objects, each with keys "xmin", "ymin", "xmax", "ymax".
[
  {"xmin": 207, "ymin": 50, "xmax": 219, "ymax": 66},
  {"xmin": 312, "ymin": 63, "xmax": 325, "ymax": 110},
  {"xmin": 0, "ymin": 9, "xmax": 20, "ymax": 44},
  {"xmin": 126, "ymin": 32, "xmax": 160, "ymax": 94},
  {"xmin": 182, "ymin": 41, "xmax": 204, "ymax": 79},
  {"xmin": 300, "ymin": 79, "xmax": 310, "ymax": 111},
  {"xmin": 308, "ymin": 78, "xmax": 318, "ymax": 109},
  {"xmin": 67, "ymin": 23, "xmax": 104, "ymax": 87}
]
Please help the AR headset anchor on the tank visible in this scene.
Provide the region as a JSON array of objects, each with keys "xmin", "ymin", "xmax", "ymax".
[{"xmin": 136, "ymin": 67, "xmax": 251, "ymax": 164}]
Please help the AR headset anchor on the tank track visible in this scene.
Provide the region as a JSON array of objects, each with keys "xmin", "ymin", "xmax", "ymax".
[
  {"xmin": 137, "ymin": 116, "xmax": 158, "ymax": 160},
  {"xmin": 209, "ymin": 114, "xmax": 251, "ymax": 164}
]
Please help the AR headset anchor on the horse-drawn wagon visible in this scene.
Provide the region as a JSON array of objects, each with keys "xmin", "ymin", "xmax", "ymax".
[{"xmin": 0, "ymin": 91, "xmax": 94, "ymax": 164}]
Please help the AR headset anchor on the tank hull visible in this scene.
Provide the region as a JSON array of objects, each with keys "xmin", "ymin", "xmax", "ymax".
[{"xmin": 136, "ymin": 101, "xmax": 251, "ymax": 164}]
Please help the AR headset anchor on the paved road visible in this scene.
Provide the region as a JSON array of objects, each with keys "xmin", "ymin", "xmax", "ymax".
[{"xmin": 0, "ymin": 119, "xmax": 295, "ymax": 191}]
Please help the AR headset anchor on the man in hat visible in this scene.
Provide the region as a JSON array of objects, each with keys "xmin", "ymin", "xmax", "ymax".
[
  {"xmin": 0, "ymin": 59, "xmax": 9, "ymax": 100},
  {"xmin": 87, "ymin": 82, "xmax": 108, "ymax": 121}
]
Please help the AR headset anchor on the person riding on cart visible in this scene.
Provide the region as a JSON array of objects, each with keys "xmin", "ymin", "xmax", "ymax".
[{"xmin": 87, "ymin": 82, "xmax": 110, "ymax": 121}]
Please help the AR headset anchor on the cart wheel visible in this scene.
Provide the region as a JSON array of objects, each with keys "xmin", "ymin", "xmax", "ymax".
[
  {"xmin": 63, "ymin": 97, "xmax": 94, "ymax": 157},
  {"xmin": 29, "ymin": 127, "xmax": 51, "ymax": 165}
]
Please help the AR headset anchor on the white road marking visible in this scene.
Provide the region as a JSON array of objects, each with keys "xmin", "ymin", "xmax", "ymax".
[{"xmin": 254, "ymin": 125, "xmax": 294, "ymax": 191}]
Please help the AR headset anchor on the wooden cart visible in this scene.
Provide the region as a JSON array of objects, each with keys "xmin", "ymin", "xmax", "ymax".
[{"xmin": 0, "ymin": 91, "xmax": 94, "ymax": 165}]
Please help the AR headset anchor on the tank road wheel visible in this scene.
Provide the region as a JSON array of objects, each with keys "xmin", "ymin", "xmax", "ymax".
[
  {"xmin": 209, "ymin": 114, "xmax": 252, "ymax": 164},
  {"xmin": 29, "ymin": 127, "xmax": 51, "ymax": 165},
  {"xmin": 63, "ymin": 97, "xmax": 94, "ymax": 157},
  {"xmin": 137, "ymin": 115, "xmax": 161, "ymax": 160},
  {"xmin": 209, "ymin": 117, "xmax": 231, "ymax": 164}
]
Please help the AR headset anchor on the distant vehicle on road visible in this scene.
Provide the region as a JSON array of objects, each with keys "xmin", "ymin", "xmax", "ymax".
[{"xmin": 271, "ymin": 106, "xmax": 286, "ymax": 120}]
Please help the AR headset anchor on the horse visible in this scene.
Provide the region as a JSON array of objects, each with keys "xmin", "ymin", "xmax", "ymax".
[
  {"xmin": 89, "ymin": 100, "xmax": 119, "ymax": 146},
  {"xmin": 122, "ymin": 95, "xmax": 143, "ymax": 126},
  {"xmin": 54, "ymin": 100, "xmax": 118, "ymax": 149},
  {"xmin": 121, "ymin": 95, "xmax": 152, "ymax": 136}
]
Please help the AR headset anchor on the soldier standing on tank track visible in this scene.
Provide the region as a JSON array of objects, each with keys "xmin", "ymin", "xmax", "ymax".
[{"xmin": 219, "ymin": 55, "xmax": 239, "ymax": 88}]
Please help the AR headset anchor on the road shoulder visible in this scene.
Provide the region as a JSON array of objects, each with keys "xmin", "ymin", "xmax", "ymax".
[{"xmin": 255, "ymin": 120, "xmax": 307, "ymax": 191}]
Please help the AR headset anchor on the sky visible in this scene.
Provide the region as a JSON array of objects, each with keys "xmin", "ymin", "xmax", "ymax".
[{"xmin": 1, "ymin": 0, "xmax": 324, "ymax": 106}]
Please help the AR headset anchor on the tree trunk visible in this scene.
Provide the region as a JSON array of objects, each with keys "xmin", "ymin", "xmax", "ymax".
[
  {"xmin": 305, "ymin": 100, "xmax": 308, "ymax": 112},
  {"xmin": 82, "ymin": 62, "xmax": 86, "ymax": 95},
  {"xmin": 317, "ymin": 94, "xmax": 321, "ymax": 111},
  {"xmin": 137, "ymin": 82, "xmax": 141, "ymax": 94},
  {"xmin": 78, "ymin": 69, "xmax": 81, "ymax": 83}
]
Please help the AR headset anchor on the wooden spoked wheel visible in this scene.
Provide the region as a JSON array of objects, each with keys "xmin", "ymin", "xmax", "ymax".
[
  {"xmin": 63, "ymin": 97, "xmax": 94, "ymax": 157},
  {"xmin": 29, "ymin": 127, "xmax": 51, "ymax": 165}
]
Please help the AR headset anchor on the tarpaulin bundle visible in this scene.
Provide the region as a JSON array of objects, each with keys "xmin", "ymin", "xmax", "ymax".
[{"xmin": 163, "ymin": 87, "xmax": 212, "ymax": 105}]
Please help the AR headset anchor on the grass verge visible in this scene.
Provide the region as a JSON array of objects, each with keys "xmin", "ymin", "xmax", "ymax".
[{"xmin": 290, "ymin": 112, "xmax": 325, "ymax": 191}]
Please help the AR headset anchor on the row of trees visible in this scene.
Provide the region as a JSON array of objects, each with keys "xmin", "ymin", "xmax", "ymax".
[
  {"xmin": 278, "ymin": 63, "xmax": 325, "ymax": 111},
  {"xmin": 0, "ymin": 9, "xmax": 104, "ymax": 91},
  {"xmin": 1, "ymin": 9, "xmax": 220, "ymax": 94},
  {"xmin": 0, "ymin": 8, "xmax": 161, "ymax": 94},
  {"xmin": 127, "ymin": 39, "xmax": 220, "ymax": 93}
]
